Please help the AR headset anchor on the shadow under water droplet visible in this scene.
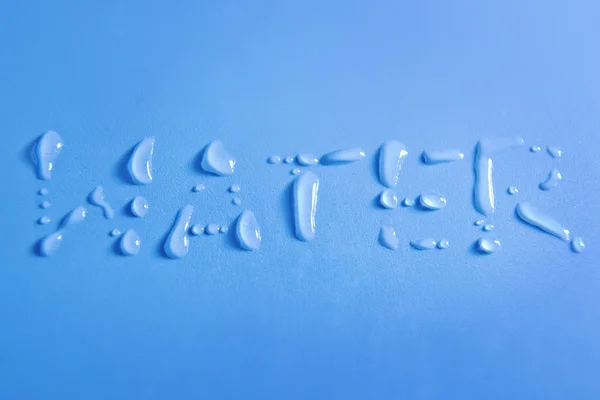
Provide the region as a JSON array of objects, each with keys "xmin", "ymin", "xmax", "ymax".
[
  {"xmin": 369, "ymin": 147, "xmax": 380, "ymax": 183},
  {"xmin": 22, "ymin": 135, "xmax": 40, "ymax": 179},
  {"xmin": 188, "ymin": 144, "xmax": 214, "ymax": 176},
  {"xmin": 112, "ymin": 145, "xmax": 136, "ymax": 185},
  {"xmin": 279, "ymin": 179, "xmax": 295, "ymax": 239}
]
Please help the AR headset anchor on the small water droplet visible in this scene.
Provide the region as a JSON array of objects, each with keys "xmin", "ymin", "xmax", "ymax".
[
  {"xmin": 38, "ymin": 188, "xmax": 48, "ymax": 196},
  {"xmin": 483, "ymin": 224, "xmax": 494, "ymax": 232},
  {"xmin": 476, "ymin": 237, "xmax": 501, "ymax": 254},
  {"xmin": 507, "ymin": 186, "xmax": 518, "ymax": 195},
  {"xmin": 571, "ymin": 237, "xmax": 585, "ymax": 253},
  {"xmin": 422, "ymin": 149, "xmax": 464, "ymax": 165},
  {"xmin": 88, "ymin": 185, "xmax": 114, "ymax": 219},
  {"xmin": 515, "ymin": 202, "xmax": 570, "ymax": 241},
  {"xmin": 190, "ymin": 224, "xmax": 204, "ymax": 236},
  {"xmin": 38, "ymin": 216, "xmax": 51, "ymax": 225},
  {"xmin": 33, "ymin": 131, "xmax": 63, "ymax": 181},
  {"xmin": 192, "ymin": 184, "xmax": 206, "ymax": 192},
  {"xmin": 109, "ymin": 228, "xmax": 121, "ymax": 237},
  {"xmin": 267, "ymin": 155, "xmax": 281, "ymax": 164},
  {"xmin": 205, "ymin": 224, "xmax": 219, "ymax": 235},
  {"xmin": 539, "ymin": 168, "xmax": 562, "ymax": 191},
  {"xmin": 437, "ymin": 239, "xmax": 450, "ymax": 249},
  {"xmin": 219, "ymin": 225, "xmax": 229, "ymax": 233},
  {"xmin": 410, "ymin": 238, "xmax": 437, "ymax": 250},
  {"xmin": 419, "ymin": 193, "xmax": 447, "ymax": 210},
  {"xmin": 402, "ymin": 198, "xmax": 415, "ymax": 207},
  {"xmin": 378, "ymin": 141, "xmax": 408, "ymax": 188},
  {"xmin": 201, "ymin": 140, "xmax": 236, "ymax": 176},
  {"xmin": 530, "ymin": 145, "xmax": 541, "ymax": 153},
  {"xmin": 236, "ymin": 210, "xmax": 262, "ymax": 251},
  {"xmin": 379, "ymin": 226, "xmax": 399, "ymax": 251},
  {"xmin": 547, "ymin": 146, "xmax": 562, "ymax": 159},
  {"xmin": 283, "ymin": 155, "xmax": 295, "ymax": 164},
  {"xmin": 164, "ymin": 205, "xmax": 193, "ymax": 259},
  {"xmin": 297, "ymin": 154, "xmax": 319, "ymax": 166},
  {"xmin": 379, "ymin": 189, "xmax": 399, "ymax": 209},
  {"xmin": 232, "ymin": 197, "xmax": 242, "ymax": 206},
  {"xmin": 320, "ymin": 147, "xmax": 366, "ymax": 166},
  {"xmin": 40, "ymin": 200, "xmax": 51, "ymax": 209},
  {"xmin": 127, "ymin": 137, "xmax": 155, "ymax": 185},
  {"xmin": 130, "ymin": 196, "xmax": 149, "ymax": 218},
  {"xmin": 474, "ymin": 219, "xmax": 485, "ymax": 226},
  {"xmin": 119, "ymin": 229, "xmax": 141, "ymax": 256},
  {"xmin": 291, "ymin": 168, "xmax": 301, "ymax": 175},
  {"xmin": 229, "ymin": 184, "xmax": 241, "ymax": 193},
  {"xmin": 293, "ymin": 171, "xmax": 319, "ymax": 242}
]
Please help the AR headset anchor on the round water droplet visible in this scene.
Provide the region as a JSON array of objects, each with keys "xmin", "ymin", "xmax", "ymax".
[
  {"xmin": 571, "ymin": 237, "xmax": 585, "ymax": 253},
  {"xmin": 109, "ymin": 228, "xmax": 121, "ymax": 237},
  {"xmin": 283, "ymin": 155, "xmax": 295, "ymax": 164},
  {"xmin": 267, "ymin": 155, "xmax": 281, "ymax": 164},
  {"xmin": 40, "ymin": 200, "xmax": 51, "ymax": 209},
  {"xmin": 236, "ymin": 210, "xmax": 261, "ymax": 251},
  {"xmin": 38, "ymin": 188, "xmax": 48, "ymax": 196},
  {"xmin": 410, "ymin": 238, "xmax": 437, "ymax": 250},
  {"xmin": 38, "ymin": 216, "xmax": 51, "ymax": 225},
  {"xmin": 483, "ymin": 224, "xmax": 494, "ymax": 232},
  {"xmin": 219, "ymin": 225, "xmax": 229, "ymax": 233},
  {"xmin": 201, "ymin": 140, "xmax": 236, "ymax": 176},
  {"xmin": 530, "ymin": 145, "xmax": 541, "ymax": 153},
  {"xmin": 437, "ymin": 239, "xmax": 450, "ymax": 249},
  {"xmin": 190, "ymin": 224, "xmax": 204, "ymax": 236},
  {"xmin": 297, "ymin": 154, "xmax": 319, "ymax": 166},
  {"xmin": 419, "ymin": 193, "xmax": 447, "ymax": 210},
  {"xmin": 205, "ymin": 224, "xmax": 219, "ymax": 235},
  {"xmin": 130, "ymin": 196, "xmax": 149, "ymax": 218},
  {"xmin": 379, "ymin": 189, "xmax": 398, "ymax": 209},
  {"xmin": 291, "ymin": 168, "xmax": 301, "ymax": 175},
  {"xmin": 474, "ymin": 219, "xmax": 485, "ymax": 226},
  {"xmin": 120, "ymin": 229, "xmax": 141, "ymax": 256},
  {"xmin": 476, "ymin": 237, "xmax": 501, "ymax": 254},
  {"xmin": 229, "ymin": 184, "xmax": 241, "ymax": 193},
  {"xmin": 402, "ymin": 198, "xmax": 415, "ymax": 207},
  {"xmin": 232, "ymin": 197, "xmax": 242, "ymax": 206},
  {"xmin": 192, "ymin": 184, "xmax": 206, "ymax": 192},
  {"xmin": 507, "ymin": 186, "xmax": 518, "ymax": 195},
  {"xmin": 379, "ymin": 226, "xmax": 399, "ymax": 251}
]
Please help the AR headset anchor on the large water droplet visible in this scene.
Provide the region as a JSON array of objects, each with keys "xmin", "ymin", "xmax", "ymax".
[
  {"xmin": 547, "ymin": 146, "xmax": 562, "ymax": 159},
  {"xmin": 127, "ymin": 137, "xmax": 155, "ymax": 185},
  {"xmin": 88, "ymin": 185, "xmax": 114, "ymax": 219},
  {"xmin": 378, "ymin": 141, "xmax": 408, "ymax": 188},
  {"xmin": 571, "ymin": 237, "xmax": 585, "ymax": 253},
  {"xmin": 539, "ymin": 168, "xmax": 562, "ymax": 191},
  {"xmin": 476, "ymin": 237, "xmax": 501, "ymax": 254},
  {"xmin": 410, "ymin": 238, "xmax": 437, "ymax": 250},
  {"xmin": 164, "ymin": 205, "xmax": 193, "ymax": 259},
  {"xmin": 379, "ymin": 226, "xmax": 399, "ymax": 251},
  {"xmin": 236, "ymin": 210, "xmax": 262, "ymax": 251},
  {"xmin": 515, "ymin": 202, "xmax": 570, "ymax": 241},
  {"xmin": 297, "ymin": 154, "xmax": 319, "ymax": 166},
  {"xmin": 38, "ymin": 206, "xmax": 86, "ymax": 257},
  {"xmin": 33, "ymin": 131, "xmax": 63, "ymax": 181},
  {"xmin": 379, "ymin": 189, "xmax": 399, "ymax": 209},
  {"xmin": 201, "ymin": 140, "xmax": 236, "ymax": 176},
  {"xmin": 293, "ymin": 171, "xmax": 319, "ymax": 242},
  {"xmin": 419, "ymin": 193, "xmax": 447, "ymax": 210},
  {"xmin": 120, "ymin": 229, "xmax": 141, "ymax": 256},
  {"xmin": 130, "ymin": 196, "xmax": 149, "ymax": 218},
  {"xmin": 320, "ymin": 147, "xmax": 366, "ymax": 166},
  {"xmin": 422, "ymin": 149, "xmax": 464, "ymax": 165}
]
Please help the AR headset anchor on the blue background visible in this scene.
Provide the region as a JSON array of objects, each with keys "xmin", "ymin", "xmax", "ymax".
[{"xmin": 1, "ymin": 0, "xmax": 599, "ymax": 398}]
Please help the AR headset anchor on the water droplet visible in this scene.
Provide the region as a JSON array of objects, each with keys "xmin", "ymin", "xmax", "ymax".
[
  {"xmin": 40, "ymin": 200, "xmax": 51, "ymax": 209},
  {"xmin": 539, "ymin": 168, "xmax": 562, "ymax": 191},
  {"xmin": 38, "ymin": 216, "xmax": 51, "ymax": 225},
  {"xmin": 547, "ymin": 146, "xmax": 562, "ymax": 159},
  {"xmin": 164, "ymin": 205, "xmax": 193, "ymax": 259},
  {"xmin": 283, "ymin": 155, "xmax": 295, "ymax": 164},
  {"xmin": 297, "ymin": 154, "xmax": 319, "ymax": 166},
  {"xmin": 119, "ymin": 229, "xmax": 141, "ymax": 256},
  {"xmin": 201, "ymin": 140, "xmax": 236, "ymax": 176},
  {"xmin": 267, "ymin": 155, "xmax": 281, "ymax": 164},
  {"xmin": 379, "ymin": 189, "xmax": 399, "ymax": 209},
  {"xmin": 378, "ymin": 141, "xmax": 408, "ymax": 188},
  {"xmin": 236, "ymin": 210, "xmax": 262, "ymax": 251},
  {"xmin": 232, "ymin": 197, "xmax": 242, "ymax": 206},
  {"xmin": 410, "ymin": 238, "xmax": 437, "ymax": 250},
  {"xmin": 419, "ymin": 193, "xmax": 447, "ymax": 210},
  {"xmin": 320, "ymin": 147, "xmax": 366, "ymax": 166},
  {"xmin": 110, "ymin": 228, "xmax": 121, "ymax": 237},
  {"xmin": 474, "ymin": 219, "xmax": 485, "ymax": 226},
  {"xmin": 192, "ymin": 184, "xmax": 206, "ymax": 192},
  {"xmin": 38, "ymin": 206, "xmax": 86, "ymax": 257},
  {"xmin": 127, "ymin": 137, "xmax": 155, "ymax": 185},
  {"xmin": 38, "ymin": 188, "xmax": 48, "ymax": 196},
  {"xmin": 379, "ymin": 226, "xmax": 399, "ymax": 251},
  {"xmin": 571, "ymin": 237, "xmax": 585, "ymax": 253},
  {"xmin": 219, "ymin": 225, "xmax": 229, "ymax": 233},
  {"xmin": 293, "ymin": 171, "xmax": 319, "ymax": 242},
  {"xmin": 33, "ymin": 130, "xmax": 63, "ymax": 180},
  {"xmin": 473, "ymin": 136, "xmax": 524, "ymax": 216},
  {"xmin": 476, "ymin": 237, "xmax": 501, "ymax": 254},
  {"xmin": 88, "ymin": 185, "xmax": 114, "ymax": 219},
  {"xmin": 190, "ymin": 224, "xmax": 204, "ymax": 236},
  {"xmin": 60, "ymin": 206, "xmax": 86, "ymax": 228},
  {"xmin": 483, "ymin": 224, "xmax": 494, "ymax": 232},
  {"xmin": 515, "ymin": 202, "xmax": 570, "ymax": 241},
  {"xmin": 507, "ymin": 186, "xmax": 518, "ymax": 195},
  {"xmin": 130, "ymin": 196, "xmax": 149, "ymax": 218},
  {"xmin": 402, "ymin": 197, "xmax": 415, "ymax": 207},
  {"xmin": 422, "ymin": 149, "xmax": 464, "ymax": 165},
  {"xmin": 530, "ymin": 145, "xmax": 541, "ymax": 153},
  {"xmin": 291, "ymin": 168, "xmax": 301, "ymax": 175},
  {"xmin": 229, "ymin": 184, "xmax": 241, "ymax": 193},
  {"xmin": 437, "ymin": 239, "xmax": 450, "ymax": 249},
  {"xmin": 205, "ymin": 223, "xmax": 219, "ymax": 235}
]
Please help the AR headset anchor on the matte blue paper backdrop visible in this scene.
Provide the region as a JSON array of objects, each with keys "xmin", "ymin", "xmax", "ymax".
[{"xmin": 1, "ymin": 1, "xmax": 599, "ymax": 398}]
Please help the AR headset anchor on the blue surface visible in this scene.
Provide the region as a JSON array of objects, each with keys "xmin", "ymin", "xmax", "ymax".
[{"xmin": 1, "ymin": 1, "xmax": 600, "ymax": 398}]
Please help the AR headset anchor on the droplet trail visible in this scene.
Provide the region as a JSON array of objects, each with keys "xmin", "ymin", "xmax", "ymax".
[
  {"xmin": 515, "ymin": 202, "xmax": 570, "ymax": 241},
  {"xmin": 320, "ymin": 147, "xmax": 366, "ymax": 166},
  {"xmin": 422, "ymin": 149, "xmax": 464, "ymax": 165},
  {"xmin": 410, "ymin": 238, "xmax": 437, "ymax": 250}
]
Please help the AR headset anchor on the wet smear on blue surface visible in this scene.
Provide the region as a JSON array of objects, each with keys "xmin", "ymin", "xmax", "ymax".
[
  {"xmin": 293, "ymin": 171, "xmax": 319, "ymax": 242},
  {"xmin": 236, "ymin": 210, "xmax": 262, "ymax": 251},
  {"xmin": 297, "ymin": 154, "xmax": 319, "ymax": 166},
  {"xmin": 419, "ymin": 193, "xmax": 447, "ymax": 210},
  {"xmin": 320, "ymin": 147, "xmax": 366, "ymax": 166},
  {"xmin": 201, "ymin": 140, "xmax": 236, "ymax": 176},
  {"xmin": 476, "ymin": 237, "xmax": 501, "ymax": 254},
  {"xmin": 127, "ymin": 137, "xmax": 155, "ymax": 185},
  {"xmin": 379, "ymin": 226, "xmax": 399, "ymax": 251},
  {"xmin": 547, "ymin": 146, "xmax": 562, "ymax": 159},
  {"xmin": 410, "ymin": 238, "xmax": 437, "ymax": 250},
  {"xmin": 422, "ymin": 149, "xmax": 464, "ymax": 165},
  {"xmin": 38, "ymin": 206, "xmax": 86, "ymax": 257},
  {"xmin": 88, "ymin": 185, "xmax": 115, "ymax": 219},
  {"xmin": 515, "ymin": 202, "xmax": 570, "ymax": 241},
  {"xmin": 539, "ymin": 168, "xmax": 562, "ymax": 191},
  {"xmin": 130, "ymin": 196, "xmax": 149, "ymax": 218},
  {"xmin": 378, "ymin": 141, "xmax": 408, "ymax": 188},
  {"xmin": 379, "ymin": 189, "xmax": 399, "ymax": 209},
  {"xmin": 119, "ymin": 229, "xmax": 141, "ymax": 256},
  {"xmin": 163, "ymin": 205, "xmax": 193, "ymax": 259},
  {"xmin": 33, "ymin": 131, "xmax": 63, "ymax": 181}
]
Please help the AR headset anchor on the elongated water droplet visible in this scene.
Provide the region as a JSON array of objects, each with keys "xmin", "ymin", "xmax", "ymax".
[
  {"xmin": 164, "ymin": 205, "xmax": 193, "ymax": 259},
  {"xmin": 201, "ymin": 140, "xmax": 236, "ymax": 176},
  {"xmin": 507, "ymin": 186, "xmax": 518, "ymax": 195},
  {"xmin": 192, "ymin": 184, "xmax": 206, "ymax": 192},
  {"xmin": 483, "ymin": 224, "xmax": 494, "ymax": 232},
  {"xmin": 127, "ymin": 137, "xmax": 155, "ymax": 185},
  {"xmin": 88, "ymin": 185, "xmax": 114, "ymax": 219},
  {"xmin": 476, "ymin": 237, "xmax": 501, "ymax": 254},
  {"xmin": 320, "ymin": 147, "xmax": 366, "ymax": 166},
  {"xmin": 378, "ymin": 141, "xmax": 408, "ymax": 188},
  {"xmin": 379, "ymin": 226, "xmax": 399, "ymax": 251},
  {"xmin": 232, "ymin": 197, "xmax": 242, "ymax": 206},
  {"xmin": 60, "ymin": 206, "xmax": 86, "ymax": 229},
  {"xmin": 402, "ymin": 197, "xmax": 415, "ymax": 207},
  {"xmin": 120, "ymin": 229, "xmax": 141, "ymax": 256},
  {"xmin": 229, "ymin": 184, "xmax": 241, "ymax": 193},
  {"xmin": 40, "ymin": 200, "xmax": 51, "ymax": 209},
  {"xmin": 38, "ymin": 206, "xmax": 86, "ymax": 257},
  {"xmin": 293, "ymin": 171, "xmax": 319, "ymax": 242},
  {"xmin": 473, "ymin": 136, "xmax": 524, "ymax": 216},
  {"xmin": 267, "ymin": 155, "xmax": 281, "ymax": 164},
  {"xmin": 297, "ymin": 154, "xmax": 319, "ymax": 166},
  {"xmin": 39, "ymin": 188, "xmax": 48, "ymax": 196},
  {"xmin": 571, "ymin": 237, "xmax": 585, "ymax": 253},
  {"xmin": 530, "ymin": 145, "xmax": 541, "ymax": 153},
  {"xmin": 539, "ymin": 168, "xmax": 562, "ymax": 191},
  {"xmin": 190, "ymin": 224, "xmax": 204, "ymax": 236},
  {"xmin": 379, "ymin": 189, "xmax": 398, "ymax": 209},
  {"xmin": 437, "ymin": 239, "xmax": 450, "ymax": 249},
  {"xmin": 410, "ymin": 238, "xmax": 437, "ymax": 250},
  {"xmin": 38, "ymin": 216, "xmax": 51, "ymax": 225},
  {"xmin": 419, "ymin": 193, "xmax": 447, "ymax": 210},
  {"xmin": 130, "ymin": 196, "xmax": 149, "ymax": 218},
  {"xmin": 110, "ymin": 228, "xmax": 121, "ymax": 237},
  {"xmin": 236, "ymin": 210, "xmax": 262, "ymax": 251},
  {"xmin": 474, "ymin": 219, "xmax": 485, "ymax": 226},
  {"xmin": 291, "ymin": 168, "xmax": 301, "ymax": 175},
  {"xmin": 33, "ymin": 131, "xmax": 63, "ymax": 180},
  {"xmin": 515, "ymin": 202, "xmax": 570, "ymax": 241},
  {"xmin": 547, "ymin": 146, "xmax": 562, "ymax": 159},
  {"xmin": 283, "ymin": 155, "xmax": 295, "ymax": 164},
  {"xmin": 422, "ymin": 149, "xmax": 464, "ymax": 165},
  {"xmin": 205, "ymin": 223, "xmax": 219, "ymax": 235}
]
